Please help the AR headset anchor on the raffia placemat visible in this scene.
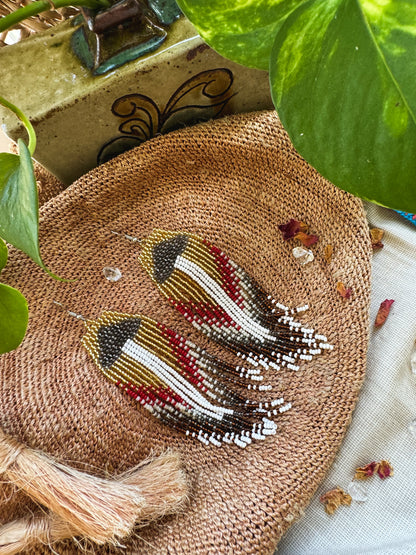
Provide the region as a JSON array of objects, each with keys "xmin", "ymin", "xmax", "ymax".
[
  {"xmin": 9, "ymin": 142, "xmax": 65, "ymax": 205},
  {"xmin": 0, "ymin": 111, "xmax": 372, "ymax": 554}
]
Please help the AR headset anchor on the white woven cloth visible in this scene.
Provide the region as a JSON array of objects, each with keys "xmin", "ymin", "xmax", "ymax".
[{"xmin": 278, "ymin": 202, "xmax": 416, "ymax": 555}]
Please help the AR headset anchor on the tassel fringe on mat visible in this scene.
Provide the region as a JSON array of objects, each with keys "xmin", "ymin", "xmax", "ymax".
[{"xmin": 0, "ymin": 430, "xmax": 188, "ymax": 554}]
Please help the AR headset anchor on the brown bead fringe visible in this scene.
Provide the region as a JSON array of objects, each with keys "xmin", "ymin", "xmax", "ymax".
[{"xmin": 0, "ymin": 430, "xmax": 188, "ymax": 553}]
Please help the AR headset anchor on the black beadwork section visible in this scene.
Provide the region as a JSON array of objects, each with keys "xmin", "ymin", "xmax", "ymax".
[
  {"xmin": 97, "ymin": 318, "xmax": 141, "ymax": 368},
  {"xmin": 152, "ymin": 234, "xmax": 188, "ymax": 283}
]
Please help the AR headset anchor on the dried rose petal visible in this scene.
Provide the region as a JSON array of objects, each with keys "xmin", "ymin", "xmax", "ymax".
[
  {"xmin": 354, "ymin": 461, "xmax": 379, "ymax": 480},
  {"xmin": 324, "ymin": 244, "xmax": 333, "ymax": 263},
  {"xmin": 355, "ymin": 460, "xmax": 394, "ymax": 480},
  {"xmin": 336, "ymin": 281, "xmax": 352, "ymax": 299},
  {"xmin": 294, "ymin": 231, "xmax": 319, "ymax": 247},
  {"xmin": 320, "ymin": 487, "xmax": 352, "ymax": 515},
  {"xmin": 372, "ymin": 241, "xmax": 384, "ymax": 250},
  {"xmin": 370, "ymin": 228, "xmax": 384, "ymax": 250},
  {"xmin": 278, "ymin": 219, "xmax": 308, "ymax": 240},
  {"xmin": 375, "ymin": 299, "xmax": 394, "ymax": 327},
  {"xmin": 377, "ymin": 460, "xmax": 394, "ymax": 479}
]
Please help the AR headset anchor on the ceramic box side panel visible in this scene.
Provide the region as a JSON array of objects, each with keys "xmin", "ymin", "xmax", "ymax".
[
  {"xmin": 0, "ymin": 17, "xmax": 198, "ymax": 126},
  {"xmin": 27, "ymin": 46, "xmax": 273, "ymax": 184},
  {"xmin": 0, "ymin": 13, "xmax": 272, "ymax": 185}
]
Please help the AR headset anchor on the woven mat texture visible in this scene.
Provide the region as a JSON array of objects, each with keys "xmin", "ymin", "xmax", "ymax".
[
  {"xmin": 9, "ymin": 142, "xmax": 65, "ymax": 205},
  {"xmin": 0, "ymin": 111, "xmax": 371, "ymax": 554}
]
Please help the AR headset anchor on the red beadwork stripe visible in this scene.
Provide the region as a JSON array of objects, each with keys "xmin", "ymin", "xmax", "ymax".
[
  {"xmin": 204, "ymin": 239, "xmax": 243, "ymax": 305},
  {"xmin": 170, "ymin": 298, "xmax": 238, "ymax": 331},
  {"xmin": 158, "ymin": 323, "xmax": 207, "ymax": 388},
  {"xmin": 119, "ymin": 381, "xmax": 187, "ymax": 408}
]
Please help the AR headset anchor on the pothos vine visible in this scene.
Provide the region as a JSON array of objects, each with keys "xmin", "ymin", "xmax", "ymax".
[{"xmin": 0, "ymin": 1, "xmax": 110, "ymax": 354}]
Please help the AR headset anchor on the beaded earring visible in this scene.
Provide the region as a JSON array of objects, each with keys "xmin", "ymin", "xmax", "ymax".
[
  {"xmin": 65, "ymin": 307, "xmax": 291, "ymax": 448},
  {"xmin": 138, "ymin": 229, "xmax": 333, "ymax": 371}
]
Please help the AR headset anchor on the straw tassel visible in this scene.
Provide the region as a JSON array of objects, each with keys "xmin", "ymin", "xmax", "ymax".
[
  {"xmin": 0, "ymin": 430, "xmax": 188, "ymax": 554},
  {"xmin": 0, "ymin": 515, "xmax": 75, "ymax": 555}
]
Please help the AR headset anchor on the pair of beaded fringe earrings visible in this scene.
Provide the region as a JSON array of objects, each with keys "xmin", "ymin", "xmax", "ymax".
[{"xmin": 74, "ymin": 229, "xmax": 332, "ymax": 448}]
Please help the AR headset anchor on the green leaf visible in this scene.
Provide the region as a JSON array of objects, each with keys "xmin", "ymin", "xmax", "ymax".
[
  {"xmin": 270, "ymin": 0, "xmax": 416, "ymax": 211},
  {"xmin": 0, "ymin": 139, "xmax": 55, "ymax": 274},
  {"xmin": 0, "ymin": 239, "xmax": 7, "ymax": 272},
  {"xmin": 0, "ymin": 283, "xmax": 28, "ymax": 354},
  {"xmin": 177, "ymin": 0, "xmax": 308, "ymax": 70}
]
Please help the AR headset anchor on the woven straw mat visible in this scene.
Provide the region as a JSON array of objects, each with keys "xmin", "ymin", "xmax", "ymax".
[{"xmin": 0, "ymin": 111, "xmax": 372, "ymax": 554}]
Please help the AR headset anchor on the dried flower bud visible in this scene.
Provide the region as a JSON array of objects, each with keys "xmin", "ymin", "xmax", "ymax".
[
  {"xmin": 324, "ymin": 245, "xmax": 333, "ymax": 263},
  {"xmin": 336, "ymin": 281, "xmax": 352, "ymax": 299},
  {"xmin": 278, "ymin": 219, "xmax": 308, "ymax": 240},
  {"xmin": 370, "ymin": 228, "xmax": 384, "ymax": 250},
  {"xmin": 294, "ymin": 232, "xmax": 319, "ymax": 247},
  {"xmin": 354, "ymin": 461, "xmax": 379, "ymax": 480},
  {"xmin": 354, "ymin": 460, "xmax": 394, "ymax": 481},
  {"xmin": 375, "ymin": 299, "xmax": 394, "ymax": 327},
  {"xmin": 320, "ymin": 487, "xmax": 352, "ymax": 515},
  {"xmin": 377, "ymin": 460, "xmax": 393, "ymax": 479}
]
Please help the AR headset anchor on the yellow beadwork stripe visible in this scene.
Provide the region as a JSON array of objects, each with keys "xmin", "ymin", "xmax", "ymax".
[
  {"xmin": 183, "ymin": 237, "xmax": 222, "ymax": 284},
  {"xmin": 162, "ymin": 271, "xmax": 214, "ymax": 305},
  {"xmin": 138, "ymin": 319, "xmax": 178, "ymax": 367},
  {"xmin": 111, "ymin": 354, "xmax": 165, "ymax": 389}
]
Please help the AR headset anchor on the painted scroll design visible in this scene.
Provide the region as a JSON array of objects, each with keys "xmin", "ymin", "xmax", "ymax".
[{"xmin": 97, "ymin": 68, "xmax": 236, "ymax": 164}]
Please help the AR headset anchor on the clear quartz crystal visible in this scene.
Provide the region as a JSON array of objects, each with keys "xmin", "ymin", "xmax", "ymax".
[
  {"xmin": 408, "ymin": 418, "xmax": 416, "ymax": 440},
  {"xmin": 292, "ymin": 247, "xmax": 314, "ymax": 265},
  {"xmin": 103, "ymin": 267, "xmax": 122, "ymax": 282},
  {"xmin": 411, "ymin": 344, "xmax": 416, "ymax": 375},
  {"xmin": 347, "ymin": 481, "xmax": 368, "ymax": 503}
]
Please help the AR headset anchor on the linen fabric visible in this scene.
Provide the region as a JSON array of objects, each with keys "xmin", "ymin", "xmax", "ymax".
[
  {"xmin": 278, "ymin": 203, "xmax": 416, "ymax": 555},
  {"xmin": 0, "ymin": 111, "xmax": 372, "ymax": 554}
]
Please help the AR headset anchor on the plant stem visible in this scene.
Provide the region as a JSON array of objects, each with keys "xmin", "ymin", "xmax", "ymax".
[
  {"xmin": 0, "ymin": 0, "xmax": 111, "ymax": 33},
  {"xmin": 0, "ymin": 96, "xmax": 36, "ymax": 155}
]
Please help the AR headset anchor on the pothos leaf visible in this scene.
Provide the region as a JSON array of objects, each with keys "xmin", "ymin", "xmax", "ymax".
[
  {"xmin": 0, "ymin": 282, "xmax": 28, "ymax": 354},
  {"xmin": 0, "ymin": 138, "xmax": 57, "ymax": 276},
  {"xmin": 270, "ymin": 0, "xmax": 416, "ymax": 211},
  {"xmin": 176, "ymin": 0, "xmax": 308, "ymax": 70},
  {"xmin": 0, "ymin": 239, "xmax": 7, "ymax": 272},
  {"xmin": 178, "ymin": 0, "xmax": 416, "ymax": 211}
]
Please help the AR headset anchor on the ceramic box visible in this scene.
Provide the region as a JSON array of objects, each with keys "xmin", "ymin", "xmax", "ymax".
[{"xmin": 0, "ymin": 9, "xmax": 273, "ymax": 184}]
